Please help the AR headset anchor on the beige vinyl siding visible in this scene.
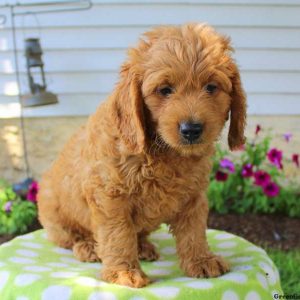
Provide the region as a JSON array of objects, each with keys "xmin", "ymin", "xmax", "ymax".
[{"xmin": 0, "ymin": 0, "xmax": 300, "ymax": 117}]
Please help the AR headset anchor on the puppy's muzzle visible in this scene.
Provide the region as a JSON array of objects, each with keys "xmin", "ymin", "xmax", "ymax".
[{"xmin": 179, "ymin": 122, "xmax": 203, "ymax": 144}]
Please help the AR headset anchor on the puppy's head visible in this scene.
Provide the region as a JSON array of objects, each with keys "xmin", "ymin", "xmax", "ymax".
[{"xmin": 115, "ymin": 23, "xmax": 246, "ymax": 156}]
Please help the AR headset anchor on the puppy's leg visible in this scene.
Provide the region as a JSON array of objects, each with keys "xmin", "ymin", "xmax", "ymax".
[
  {"xmin": 38, "ymin": 182, "xmax": 74, "ymax": 249},
  {"xmin": 138, "ymin": 232, "xmax": 159, "ymax": 261},
  {"xmin": 90, "ymin": 202, "xmax": 150, "ymax": 288},
  {"xmin": 170, "ymin": 193, "xmax": 229, "ymax": 278},
  {"xmin": 41, "ymin": 220, "xmax": 74, "ymax": 249}
]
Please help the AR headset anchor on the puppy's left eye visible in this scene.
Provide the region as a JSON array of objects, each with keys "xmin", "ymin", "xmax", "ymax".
[
  {"xmin": 205, "ymin": 83, "xmax": 218, "ymax": 94},
  {"xmin": 157, "ymin": 86, "xmax": 174, "ymax": 97}
]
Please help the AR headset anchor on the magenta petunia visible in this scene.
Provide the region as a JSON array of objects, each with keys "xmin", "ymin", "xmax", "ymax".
[
  {"xmin": 283, "ymin": 133, "xmax": 292, "ymax": 142},
  {"xmin": 263, "ymin": 181, "xmax": 280, "ymax": 197},
  {"xmin": 220, "ymin": 158, "xmax": 235, "ymax": 173},
  {"xmin": 267, "ymin": 148, "xmax": 283, "ymax": 169},
  {"xmin": 241, "ymin": 163, "xmax": 253, "ymax": 178},
  {"xmin": 254, "ymin": 170, "xmax": 271, "ymax": 187},
  {"xmin": 215, "ymin": 171, "xmax": 228, "ymax": 182},
  {"xmin": 4, "ymin": 201, "xmax": 12, "ymax": 213},
  {"xmin": 255, "ymin": 125, "xmax": 261, "ymax": 135},
  {"xmin": 26, "ymin": 181, "xmax": 39, "ymax": 203},
  {"xmin": 292, "ymin": 154, "xmax": 299, "ymax": 168}
]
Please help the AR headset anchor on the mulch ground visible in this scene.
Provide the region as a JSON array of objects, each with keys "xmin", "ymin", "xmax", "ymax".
[
  {"xmin": 1, "ymin": 213, "xmax": 299, "ymax": 250},
  {"xmin": 208, "ymin": 212, "xmax": 300, "ymax": 250}
]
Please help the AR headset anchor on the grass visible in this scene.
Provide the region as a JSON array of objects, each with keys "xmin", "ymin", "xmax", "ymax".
[{"xmin": 267, "ymin": 249, "xmax": 300, "ymax": 294}]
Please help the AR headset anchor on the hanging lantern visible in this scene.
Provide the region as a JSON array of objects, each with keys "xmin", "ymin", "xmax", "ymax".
[{"xmin": 22, "ymin": 38, "xmax": 58, "ymax": 107}]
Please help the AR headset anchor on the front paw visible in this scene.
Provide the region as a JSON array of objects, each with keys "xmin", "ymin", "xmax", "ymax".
[
  {"xmin": 102, "ymin": 267, "xmax": 151, "ymax": 288},
  {"xmin": 183, "ymin": 254, "xmax": 230, "ymax": 278}
]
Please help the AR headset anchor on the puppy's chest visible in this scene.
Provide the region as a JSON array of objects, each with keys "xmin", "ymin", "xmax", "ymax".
[{"xmin": 122, "ymin": 156, "xmax": 206, "ymax": 224}]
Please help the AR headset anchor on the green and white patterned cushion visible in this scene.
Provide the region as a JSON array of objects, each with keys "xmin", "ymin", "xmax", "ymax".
[{"xmin": 0, "ymin": 226, "xmax": 282, "ymax": 300}]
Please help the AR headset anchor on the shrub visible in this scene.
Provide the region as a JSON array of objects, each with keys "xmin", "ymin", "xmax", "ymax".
[
  {"xmin": 208, "ymin": 126, "xmax": 300, "ymax": 217},
  {"xmin": 0, "ymin": 179, "xmax": 38, "ymax": 234}
]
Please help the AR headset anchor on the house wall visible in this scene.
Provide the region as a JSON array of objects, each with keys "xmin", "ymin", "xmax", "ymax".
[{"xmin": 0, "ymin": 0, "xmax": 300, "ymax": 117}]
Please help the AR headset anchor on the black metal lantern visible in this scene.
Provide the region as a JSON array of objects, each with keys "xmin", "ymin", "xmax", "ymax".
[{"xmin": 22, "ymin": 38, "xmax": 58, "ymax": 107}]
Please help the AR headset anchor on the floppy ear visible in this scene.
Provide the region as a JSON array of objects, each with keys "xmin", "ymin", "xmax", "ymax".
[
  {"xmin": 114, "ymin": 63, "xmax": 146, "ymax": 154},
  {"xmin": 228, "ymin": 64, "xmax": 247, "ymax": 150}
]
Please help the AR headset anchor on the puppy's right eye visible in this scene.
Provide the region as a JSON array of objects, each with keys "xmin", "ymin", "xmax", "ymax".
[{"xmin": 157, "ymin": 86, "xmax": 174, "ymax": 97}]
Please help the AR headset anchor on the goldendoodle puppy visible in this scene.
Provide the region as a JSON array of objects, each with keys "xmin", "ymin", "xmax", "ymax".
[{"xmin": 38, "ymin": 23, "xmax": 246, "ymax": 288}]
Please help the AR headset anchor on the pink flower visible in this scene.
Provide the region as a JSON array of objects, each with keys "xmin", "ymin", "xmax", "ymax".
[
  {"xmin": 283, "ymin": 133, "xmax": 292, "ymax": 142},
  {"xmin": 267, "ymin": 148, "xmax": 283, "ymax": 169},
  {"xmin": 254, "ymin": 170, "xmax": 271, "ymax": 187},
  {"xmin": 241, "ymin": 163, "xmax": 253, "ymax": 178},
  {"xmin": 215, "ymin": 171, "xmax": 228, "ymax": 182},
  {"xmin": 26, "ymin": 181, "xmax": 39, "ymax": 203},
  {"xmin": 220, "ymin": 159, "xmax": 235, "ymax": 173},
  {"xmin": 292, "ymin": 154, "xmax": 299, "ymax": 168},
  {"xmin": 263, "ymin": 182, "xmax": 280, "ymax": 197},
  {"xmin": 255, "ymin": 125, "xmax": 261, "ymax": 135},
  {"xmin": 4, "ymin": 201, "xmax": 12, "ymax": 213}
]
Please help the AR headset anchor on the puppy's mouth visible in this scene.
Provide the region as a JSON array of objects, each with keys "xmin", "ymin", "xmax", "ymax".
[
  {"xmin": 160, "ymin": 134, "xmax": 206, "ymax": 154},
  {"xmin": 180, "ymin": 138, "xmax": 202, "ymax": 146}
]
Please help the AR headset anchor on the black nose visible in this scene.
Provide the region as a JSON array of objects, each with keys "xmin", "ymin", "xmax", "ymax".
[{"xmin": 179, "ymin": 122, "xmax": 203, "ymax": 143}]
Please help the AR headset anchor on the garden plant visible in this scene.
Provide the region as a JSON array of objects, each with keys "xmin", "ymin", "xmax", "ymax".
[
  {"xmin": 0, "ymin": 179, "xmax": 38, "ymax": 235},
  {"xmin": 208, "ymin": 125, "xmax": 300, "ymax": 217}
]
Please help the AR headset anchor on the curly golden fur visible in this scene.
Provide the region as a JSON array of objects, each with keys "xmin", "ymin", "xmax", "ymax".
[{"xmin": 38, "ymin": 23, "xmax": 247, "ymax": 288}]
